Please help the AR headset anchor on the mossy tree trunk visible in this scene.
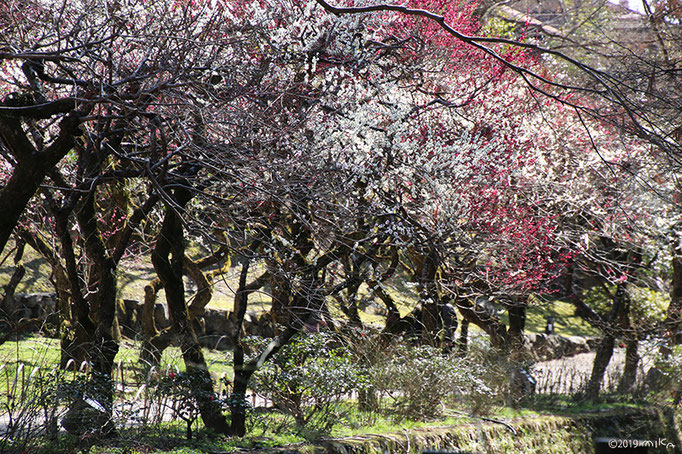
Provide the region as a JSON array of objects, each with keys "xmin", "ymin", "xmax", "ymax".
[
  {"xmin": 52, "ymin": 202, "xmax": 96, "ymax": 369},
  {"xmin": 586, "ymin": 334, "xmax": 615, "ymax": 398},
  {"xmin": 139, "ymin": 246, "xmax": 230, "ymax": 370},
  {"xmin": 456, "ymin": 297, "xmax": 509, "ymax": 350},
  {"xmin": 152, "ymin": 189, "xmax": 230, "ymax": 435},
  {"xmin": 457, "ymin": 318, "xmax": 469, "ymax": 356},
  {"xmin": 508, "ymin": 298, "xmax": 528, "ymax": 354},
  {"xmin": 77, "ymin": 191, "xmax": 121, "ymax": 418},
  {"xmin": 138, "ymin": 278, "xmax": 172, "ymax": 370},
  {"xmin": 412, "ymin": 248, "xmax": 441, "ymax": 346},
  {"xmin": 0, "ymin": 108, "xmax": 83, "ymax": 253},
  {"xmin": 269, "ymin": 270, "xmax": 292, "ymax": 334},
  {"xmin": 60, "ymin": 185, "xmax": 127, "ymax": 435}
]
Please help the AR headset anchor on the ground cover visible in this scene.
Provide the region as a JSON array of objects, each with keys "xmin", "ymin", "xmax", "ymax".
[
  {"xmin": 2, "ymin": 333, "xmax": 675, "ymax": 454},
  {"xmin": 8, "ymin": 402, "xmax": 675, "ymax": 454},
  {"xmin": 1, "ymin": 247, "xmax": 672, "ymax": 454}
]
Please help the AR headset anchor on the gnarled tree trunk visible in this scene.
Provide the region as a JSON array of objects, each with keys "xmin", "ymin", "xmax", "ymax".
[
  {"xmin": 138, "ymin": 279, "xmax": 173, "ymax": 370},
  {"xmin": 152, "ymin": 191, "xmax": 230, "ymax": 435}
]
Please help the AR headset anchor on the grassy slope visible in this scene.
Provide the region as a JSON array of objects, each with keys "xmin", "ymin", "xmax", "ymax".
[
  {"xmin": 0, "ymin": 336, "xmax": 234, "ymax": 377},
  {"xmin": 501, "ymin": 299, "xmax": 599, "ymax": 337},
  {"xmin": 0, "ymin": 244, "xmax": 54, "ymax": 294}
]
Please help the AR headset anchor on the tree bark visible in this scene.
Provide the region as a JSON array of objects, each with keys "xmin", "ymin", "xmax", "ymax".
[
  {"xmin": 76, "ymin": 192, "xmax": 121, "ymax": 430},
  {"xmin": 586, "ymin": 284, "xmax": 625, "ymax": 398},
  {"xmin": 456, "ymin": 297, "xmax": 509, "ymax": 349},
  {"xmin": 416, "ymin": 249, "xmax": 441, "ymax": 345},
  {"xmin": 229, "ymin": 262, "xmax": 252, "ymax": 437},
  {"xmin": 586, "ymin": 334, "xmax": 615, "ymax": 398},
  {"xmin": 508, "ymin": 299, "xmax": 528, "ymax": 355},
  {"xmin": 138, "ymin": 279, "xmax": 169, "ymax": 369},
  {"xmin": 371, "ymin": 247, "xmax": 402, "ymax": 334},
  {"xmin": 269, "ymin": 270, "xmax": 292, "ymax": 333},
  {"xmin": 230, "ymin": 326, "xmax": 299, "ymax": 436},
  {"xmin": 52, "ymin": 207, "xmax": 94, "ymax": 369},
  {"xmin": 618, "ymin": 337, "xmax": 639, "ymax": 394},
  {"xmin": 185, "ymin": 255, "xmax": 214, "ymax": 321},
  {"xmin": 457, "ymin": 318, "xmax": 469, "ymax": 356},
  {"xmin": 152, "ymin": 193, "xmax": 230, "ymax": 435},
  {"xmin": 1, "ymin": 264, "xmax": 25, "ymax": 308},
  {"xmin": 586, "ymin": 281, "xmax": 629, "ymax": 399},
  {"xmin": 665, "ymin": 233, "xmax": 682, "ymax": 346},
  {"xmin": 339, "ymin": 279, "xmax": 363, "ymax": 328},
  {"xmin": 230, "ymin": 257, "xmax": 308, "ymax": 436},
  {"xmin": 140, "ymin": 252, "xmax": 229, "ymax": 370},
  {"xmin": 370, "ymin": 280, "xmax": 401, "ymax": 334},
  {"xmin": 0, "ymin": 112, "xmax": 81, "ymax": 252}
]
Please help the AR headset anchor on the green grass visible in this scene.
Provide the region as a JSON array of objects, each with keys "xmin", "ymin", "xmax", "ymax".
[
  {"xmin": 0, "ymin": 335, "xmax": 665, "ymax": 454},
  {"xmin": 0, "ymin": 336, "xmax": 61, "ymax": 370},
  {"xmin": 36, "ymin": 421, "xmax": 307, "ymax": 454},
  {"xmin": 0, "ymin": 244, "xmax": 53, "ymax": 294},
  {"xmin": 26, "ymin": 400, "xmax": 655, "ymax": 454},
  {"xmin": 6, "ymin": 401, "xmax": 670, "ymax": 454},
  {"xmin": 0, "ymin": 335, "xmax": 234, "ymax": 410},
  {"xmin": 118, "ymin": 255, "xmax": 242, "ymax": 310},
  {"xmin": 496, "ymin": 298, "xmax": 599, "ymax": 337},
  {"xmin": 520, "ymin": 393, "xmax": 651, "ymax": 415},
  {"xmin": 330, "ymin": 412, "xmax": 469, "ymax": 438}
]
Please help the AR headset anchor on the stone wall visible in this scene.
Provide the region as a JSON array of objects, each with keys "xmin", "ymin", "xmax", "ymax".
[
  {"xmin": 0, "ymin": 292, "xmax": 57, "ymax": 332},
  {"xmin": 525, "ymin": 332, "xmax": 594, "ymax": 361},
  {"xmin": 2, "ymin": 293, "xmax": 594, "ymax": 358},
  {"xmin": 1, "ymin": 292, "xmax": 271, "ymax": 351}
]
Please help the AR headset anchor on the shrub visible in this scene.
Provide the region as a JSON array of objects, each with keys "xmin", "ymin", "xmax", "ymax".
[
  {"xmin": 650, "ymin": 344, "xmax": 682, "ymax": 404},
  {"xmin": 251, "ymin": 332, "xmax": 366, "ymax": 436},
  {"xmin": 369, "ymin": 343, "xmax": 493, "ymax": 420}
]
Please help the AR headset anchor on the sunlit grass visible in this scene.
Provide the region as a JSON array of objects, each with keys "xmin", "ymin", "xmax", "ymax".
[
  {"xmin": 496, "ymin": 298, "xmax": 599, "ymax": 337},
  {"xmin": 0, "ymin": 335, "xmax": 234, "ymax": 409}
]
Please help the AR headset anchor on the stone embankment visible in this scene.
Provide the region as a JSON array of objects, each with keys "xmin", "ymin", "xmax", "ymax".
[
  {"xmin": 0, "ymin": 292, "xmax": 270, "ymax": 350},
  {"xmin": 246, "ymin": 408, "xmax": 682, "ymax": 454},
  {"xmin": 524, "ymin": 332, "xmax": 595, "ymax": 361}
]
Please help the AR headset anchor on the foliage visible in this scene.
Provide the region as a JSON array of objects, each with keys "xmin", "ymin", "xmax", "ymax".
[
  {"xmin": 359, "ymin": 338, "xmax": 496, "ymax": 420},
  {"xmin": 583, "ymin": 284, "xmax": 669, "ymax": 324},
  {"xmin": 151, "ymin": 370, "xmax": 207, "ymax": 440},
  {"xmin": 652, "ymin": 344, "xmax": 682, "ymax": 399},
  {"xmin": 251, "ymin": 333, "xmax": 366, "ymax": 436},
  {"xmin": 628, "ymin": 286, "xmax": 670, "ymax": 322}
]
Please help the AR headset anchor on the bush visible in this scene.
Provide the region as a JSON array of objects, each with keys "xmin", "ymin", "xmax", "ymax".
[
  {"xmin": 368, "ymin": 343, "xmax": 493, "ymax": 420},
  {"xmin": 150, "ymin": 370, "xmax": 207, "ymax": 440},
  {"xmin": 250, "ymin": 332, "xmax": 366, "ymax": 436},
  {"xmin": 0, "ymin": 366, "xmax": 63, "ymax": 452},
  {"xmin": 650, "ymin": 344, "xmax": 682, "ymax": 403}
]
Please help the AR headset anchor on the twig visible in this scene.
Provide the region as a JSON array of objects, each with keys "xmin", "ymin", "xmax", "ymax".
[{"xmin": 444, "ymin": 409, "xmax": 518, "ymax": 436}]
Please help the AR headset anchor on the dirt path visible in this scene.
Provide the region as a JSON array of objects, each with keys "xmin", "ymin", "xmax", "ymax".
[{"xmin": 533, "ymin": 348, "xmax": 655, "ymax": 394}]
